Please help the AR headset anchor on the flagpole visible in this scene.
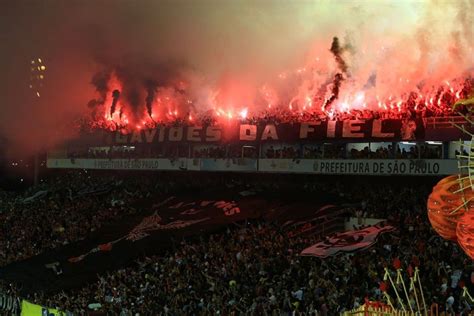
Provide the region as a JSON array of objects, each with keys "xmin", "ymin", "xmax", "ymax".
[
  {"xmin": 384, "ymin": 267, "xmax": 406, "ymax": 312},
  {"xmin": 383, "ymin": 292, "xmax": 396, "ymax": 311},
  {"xmin": 414, "ymin": 268, "xmax": 427, "ymax": 315},
  {"xmin": 396, "ymin": 269, "xmax": 413, "ymax": 313},
  {"xmin": 462, "ymin": 286, "xmax": 473, "ymax": 302},
  {"xmin": 409, "ymin": 276, "xmax": 421, "ymax": 314}
]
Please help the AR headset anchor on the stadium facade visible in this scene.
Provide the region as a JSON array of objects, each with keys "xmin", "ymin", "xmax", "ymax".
[{"xmin": 47, "ymin": 116, "xmax": 472, "ymax": 176}]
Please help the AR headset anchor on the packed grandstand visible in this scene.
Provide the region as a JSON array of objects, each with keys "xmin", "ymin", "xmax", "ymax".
[
  {"xmin": 2, "ymin": 0, "xmax": 474, "ymax": 315},
  {"xmin": 1, "ymin": 63, "xmax": 473, "ymax": 316},
  {"xmin": 0, "ymin": 172, "xmax": 472, "ymax": 315},
  {"xmin": 1, "ymin": 57, "xmax": 473, "ymax": 316},
  {"xmin": 1, "ymin": 94, "xmax": 471, "ymax": 315}
]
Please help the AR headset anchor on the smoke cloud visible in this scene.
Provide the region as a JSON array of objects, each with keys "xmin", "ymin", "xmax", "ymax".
[
  {"xmin": 0, "ymin": 0, "xmax": 472, "ymax": 155},
  {"xmin": 322, "ymin": 36, "xmax": 351, "ymax": 110}
]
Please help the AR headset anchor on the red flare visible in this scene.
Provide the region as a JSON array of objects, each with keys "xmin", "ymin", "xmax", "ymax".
[{"xmin": 393, "ymin": 257, "xmax": 401, "ymax": 270}]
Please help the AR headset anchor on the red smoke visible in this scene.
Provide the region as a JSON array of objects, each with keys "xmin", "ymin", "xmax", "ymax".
[
  {"xmin": 2, "ymin": 0, "xmax": 473, "ymax": 154},
  {"xmin": 85, "ymin": 35, "xmax": 473, "ymax": 132}
]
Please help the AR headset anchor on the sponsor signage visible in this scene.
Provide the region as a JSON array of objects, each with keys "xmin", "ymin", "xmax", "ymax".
[
  {"xmin": 47, "ymin": 158, "xmax": 258, "ymax": 172},
  {"xmin": 48, "ymin": 158, "xmax": 459, "ymax": 175},
  {"xmin": 259, "ymin": 159, "xmax": 458, "ymax": 175},
  {"xmin": 47, "ymin": 158, "xmax": 188, "ymax": 171},
  {"xmin": 200, "ymin": 158, "xmax": 257, "ymax": 172}
]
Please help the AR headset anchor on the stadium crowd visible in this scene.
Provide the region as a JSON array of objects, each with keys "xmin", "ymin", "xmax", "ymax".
[
  {"xmin": 0, "ymin": 172, "xmax": 147, "ymax": 266},
  {"xmin": 0, "ymin": 172, "xmax": 472, "ymax": 315},
  {"xmin": 66, "ymin": 141, "xmax": 444, "ymax": 161}
]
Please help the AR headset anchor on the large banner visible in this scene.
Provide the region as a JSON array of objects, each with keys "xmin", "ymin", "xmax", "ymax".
[
  {"xmin": 0, "ymin": 192, "xmax": 343, "ymax": 294},
  {"xmin": 269, "ymin": 204, "xmax": 350, "ymax": 238},
  {"xmin": 81, "ymin": 119, "xmax": 427, "ymax": 145},
  {"xmin": 300, "ymin": 223, "xmax": 396, "ymax": 258}
]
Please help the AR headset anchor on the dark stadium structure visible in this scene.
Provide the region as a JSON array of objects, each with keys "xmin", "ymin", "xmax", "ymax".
[{"xmin": 48, "ymin": 116, "xmax": 472, "ymax": 177}]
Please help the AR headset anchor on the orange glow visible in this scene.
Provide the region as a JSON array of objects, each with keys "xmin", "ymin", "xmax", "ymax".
[
  {"xmin": 427, "ymin": 175, "xmax": 473, "ymax": 241},
  {"xmin": 239, "ymin": 108, "xmax": 248, "ymax": 119},
  {"xmin": 396, "ymin": 101, "xmax": 402, "ymax": 112},
  {"xmin": 86, "ymin": 40, "xmax": 471, "ymax": 133}
]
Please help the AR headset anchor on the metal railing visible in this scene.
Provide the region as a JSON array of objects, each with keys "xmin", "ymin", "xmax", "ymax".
[
  {"xmin": 423, "ymin": 115, "xmax": 472, "ymax": 129},
  {"xmin": 342, "ymin": 303, "xmax": 443, "ymax": 316}
]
